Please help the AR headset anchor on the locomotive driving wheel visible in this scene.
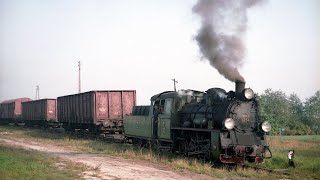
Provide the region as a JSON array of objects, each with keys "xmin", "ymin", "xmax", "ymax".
[
  {"xmin": 187, "ymin": 138, "xmax": 198, "ymax": 156},
  {"xmin": 177, "ymin": 140, "xmax": 188, "ymax": 156}
]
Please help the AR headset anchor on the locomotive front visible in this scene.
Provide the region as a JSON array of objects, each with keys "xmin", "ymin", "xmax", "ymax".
[
  {"xmin": 177, "ymin": 81, "xmax": 271, "ymax": 164},
  {"xmin": 218, "ymin": 81, "xmax": 272, "ymax": 163}
]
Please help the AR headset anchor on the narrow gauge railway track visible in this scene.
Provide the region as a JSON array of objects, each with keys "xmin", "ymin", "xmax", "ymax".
[
  {"xmin": 209, "ymin": 162, "xmax": 291, "ymax": 178},
  {"xmin": 237, "ymin": 164, "xmax": 290, "ymax": 176},
  {"xmin": 5, "ymin": 124, "xmax": 126, "ymax": 142}
]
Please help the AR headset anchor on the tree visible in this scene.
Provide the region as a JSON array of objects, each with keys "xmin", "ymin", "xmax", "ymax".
[
  {"xmin": 288, "ymin": 93, "xmax": 304, "ymax": 122},
  {"xmin": 304, "ymin": 91, "xmax": 320, "ymax": 134},
  {"xmin": 257, "ymin": 89, "xmax": 291, "ymax": 135},
  {"xmin": 287, "ymin": 93, "xmax": 312, "ymax": 134},
  {"xmin": 257, "ymin": 89, "xmax": 313, "ymax": 135}
]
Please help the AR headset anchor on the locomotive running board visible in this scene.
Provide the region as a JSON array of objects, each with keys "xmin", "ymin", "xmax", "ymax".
[{"xmin": 171, "ymin": 127, "xmax": 211, "ymax": 132}]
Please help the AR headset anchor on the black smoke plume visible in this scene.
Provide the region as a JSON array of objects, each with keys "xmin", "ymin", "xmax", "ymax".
[{"xmin": 193, "ymin": 0, "xmax": 265, "ymax": 82}]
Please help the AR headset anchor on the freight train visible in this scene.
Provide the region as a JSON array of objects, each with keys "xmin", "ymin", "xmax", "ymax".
[{"xmin": 0, "ymin": 82, "xmax": 272, "ymax": 164}]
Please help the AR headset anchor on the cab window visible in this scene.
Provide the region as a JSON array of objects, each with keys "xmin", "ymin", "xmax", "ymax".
[
  {"xmin": 153, "ymin": 98, "xmax": 173, "ymax": 115},
  {"xmin": 164, "ymin": 98, "xmax": 173, "ymax": 114}
]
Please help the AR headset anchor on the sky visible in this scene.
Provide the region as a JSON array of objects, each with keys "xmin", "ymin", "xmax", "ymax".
[{"xmin": 0, "ymin": 0, "xmax": 319, "ymax": 105}]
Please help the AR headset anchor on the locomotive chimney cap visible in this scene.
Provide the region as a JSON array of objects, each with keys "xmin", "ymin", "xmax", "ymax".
[{"xmin": 235, "ymin": 81, "xmax": 245, "ymax": 97}]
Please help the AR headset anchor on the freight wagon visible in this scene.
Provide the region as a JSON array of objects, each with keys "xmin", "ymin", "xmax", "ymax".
[
  {"xmin": 0, "ymin": 98, "xmax": 32, "ymax": 124},
  {"xmin": 58, "ymin": 90, "xmax": 136, "ymax": 134},
  {"xmin": 22, "ymin": 99, "xmax": 58, "ymax": 127}
]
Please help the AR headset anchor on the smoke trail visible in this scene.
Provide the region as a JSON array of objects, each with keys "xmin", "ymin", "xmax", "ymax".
[{"xmin": 193, "ymin": 0, "xmax": 265, "ymax": 82}]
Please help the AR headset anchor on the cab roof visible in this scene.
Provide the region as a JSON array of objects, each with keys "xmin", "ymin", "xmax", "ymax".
[{"xmin": 150, "ymin": 89, "xmax": 204, "ymax": 101}]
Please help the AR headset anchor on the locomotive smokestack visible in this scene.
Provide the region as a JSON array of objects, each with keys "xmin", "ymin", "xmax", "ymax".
[{"xmin": 235, "ymin": 81, "xmax": 245, "ymax": 96}]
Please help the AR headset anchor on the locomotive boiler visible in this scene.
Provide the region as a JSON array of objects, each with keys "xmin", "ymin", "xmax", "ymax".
[{"xmin": 125, "ymin": 81, "xmax": 272, "ymax": 164}]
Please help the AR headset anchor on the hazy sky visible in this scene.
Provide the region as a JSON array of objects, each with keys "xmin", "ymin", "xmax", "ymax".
[{"xmin": 1, "ymin": 0, "xmax": 319, "ymax": 105}]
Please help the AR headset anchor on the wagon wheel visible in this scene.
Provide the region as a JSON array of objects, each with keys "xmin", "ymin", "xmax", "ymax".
[{"xmin": 151, "ymin": 140, "xmax": 162, "ymax": 153}]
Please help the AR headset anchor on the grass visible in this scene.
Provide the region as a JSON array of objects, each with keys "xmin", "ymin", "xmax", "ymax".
[
  {"xmin": 1, "ymin": 125, "xmax": 319, "ymax": 179},
  {"xmin": 0, "ymin": 144, "xmax": 86, "ymax": 180},
  {"xmin": 260, "ymin": 135, "xmax": 320, "ymax": 179}
]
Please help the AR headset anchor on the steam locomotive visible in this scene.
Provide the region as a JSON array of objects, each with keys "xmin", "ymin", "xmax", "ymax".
[{"xmin": 124, "ymin": 81, "xmax": 272, "ymax": 164}]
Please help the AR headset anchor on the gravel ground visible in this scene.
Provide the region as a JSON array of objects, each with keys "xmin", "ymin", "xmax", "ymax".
[{"xmin": 0, "ymin": 136, "xmax": 214, "ymax": 180}]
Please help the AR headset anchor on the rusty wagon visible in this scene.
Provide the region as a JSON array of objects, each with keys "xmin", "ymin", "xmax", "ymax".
[
  {"xmin": 58, "ymin": 90, "xmax": 136, "ymax": 134},
  {"xmin": 0, "ymin": 97, "xmax": 32, "ymax": 124},
  {"xmin": 22, "ymin": 99, "xmax": 58, "ymax": 127}
]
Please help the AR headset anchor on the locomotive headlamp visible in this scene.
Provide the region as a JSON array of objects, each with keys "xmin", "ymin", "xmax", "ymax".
[
  {"xmin": 224, "ymin": 118, "xmax": 235, "ymax": 130},
  {"xmin": 244, "ymin": 88, "xmax": 254, "ymax": 100},
  {"xmin": 261, "ymin": 121, "xmax": 272, "ymax": 132}
]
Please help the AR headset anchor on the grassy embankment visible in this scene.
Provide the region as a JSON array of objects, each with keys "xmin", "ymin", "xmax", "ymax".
[
  {"xmin": 0, "ymin": 144, "xmax": 88, "ymax": 180},
  {"xmin": 260, "ymin": 135, "xmax": 320, "ymax": 179},
  {"xmin": 1, "ymin": 125, "xmax": 319, "ymax": 179}
]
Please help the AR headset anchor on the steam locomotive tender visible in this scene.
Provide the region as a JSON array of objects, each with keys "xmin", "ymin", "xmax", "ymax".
[{"xmin": 125, "ymin": 81, "xmax": 272, "ymax": 164}]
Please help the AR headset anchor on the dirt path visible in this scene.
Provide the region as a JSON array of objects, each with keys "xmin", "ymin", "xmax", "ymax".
[{"xmin": 0, "ymin": 136, "xmax": 214, "ymax": 180}]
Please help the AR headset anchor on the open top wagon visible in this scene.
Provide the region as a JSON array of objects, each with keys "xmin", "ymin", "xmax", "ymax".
[{"xmin": 58, "ymin": 90, "xmax": 136, "ymax": 134}]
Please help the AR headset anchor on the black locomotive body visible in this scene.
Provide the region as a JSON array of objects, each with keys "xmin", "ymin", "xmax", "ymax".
[{"xmin": 173, "ymin": 82, "xmax": 271, "ymax": 163}]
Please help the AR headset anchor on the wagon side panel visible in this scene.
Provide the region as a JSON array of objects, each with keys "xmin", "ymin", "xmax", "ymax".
[
  {"xmin": 47, "ymin": 99, "xmax": 57, "ymax": 121},
  {"xmin": 122, "ymin": 91, "xmax": 136, "ymax": 117}
]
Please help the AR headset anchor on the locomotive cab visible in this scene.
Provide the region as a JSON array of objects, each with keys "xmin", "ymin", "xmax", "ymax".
[
  {"xmin": 150, "ymin": 90, "xmax": 204, "ymax": 140},
  {"xmin": 151, "ymin": 94, "xmax": 174, "ymax": 140}
]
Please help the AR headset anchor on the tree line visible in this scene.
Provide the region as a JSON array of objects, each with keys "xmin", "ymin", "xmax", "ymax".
[{"xmin": 257, "ymin": 89, "xmax": 320, "ymax": 135}]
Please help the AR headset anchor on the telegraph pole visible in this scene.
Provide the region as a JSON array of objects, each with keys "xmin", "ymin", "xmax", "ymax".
[
  {"xmin": 78, "ymin": 61, "xmax": 81, "ymax": 93},
  {"xmin": 171, "ymin": 78, "xmax": 178, "ymax": 92},
  {"xmin": 36, "ymin": 85, "xmax": 40, "ymax": 100}
]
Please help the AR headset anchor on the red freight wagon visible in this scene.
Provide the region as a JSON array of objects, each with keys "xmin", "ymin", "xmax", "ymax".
[
  {"xmin": 0, "ymin": 98, "xmax": 32, "ymax": 124},
  {"xmin": 22, "ymin": 99, "xmax": 57, "ymax": 126},
  {"xmin": 58, "ymin": 90, "xmax": 136, "ymax": 133}
]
